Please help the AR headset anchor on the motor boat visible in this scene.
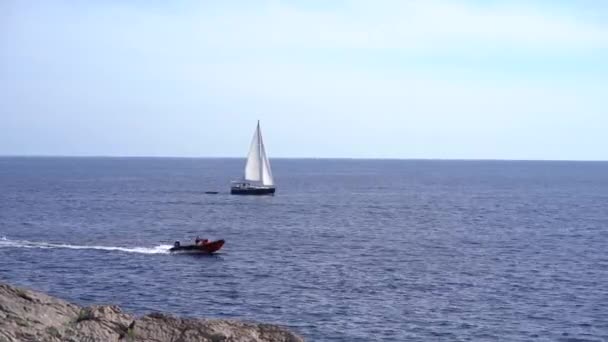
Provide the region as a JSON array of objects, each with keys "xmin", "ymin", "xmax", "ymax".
[{"xmin": 169, "ymin": 239, "xmax": 224, "ymax": 254}]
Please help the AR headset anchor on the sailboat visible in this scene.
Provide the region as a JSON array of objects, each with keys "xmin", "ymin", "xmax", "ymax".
[{"xmin": 230, "ymin": 121, "xmax": 276, "ymax": 195}]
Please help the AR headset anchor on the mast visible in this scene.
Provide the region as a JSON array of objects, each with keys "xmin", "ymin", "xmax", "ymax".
[
  {"xmin": 258, "ymin": 121, "xmax": 274, "ymax": 186},
  {"xmin": 257, "ymin": 120, "xmax": 263, "ymax": 184}
]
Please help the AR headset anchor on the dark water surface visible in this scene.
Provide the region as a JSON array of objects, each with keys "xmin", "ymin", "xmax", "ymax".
[{"xmin": 1, "ymin": 157, "xmax": 607, "ymax": 341}]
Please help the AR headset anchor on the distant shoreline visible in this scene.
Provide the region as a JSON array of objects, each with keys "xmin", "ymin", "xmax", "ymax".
[{"xmin": 0, "ymin": 155, "xmax": 607, "ymax": 162}]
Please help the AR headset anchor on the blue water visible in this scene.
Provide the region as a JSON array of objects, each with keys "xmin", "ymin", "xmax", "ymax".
[{"xmin": 1, "ymin": 157, "xmax": 607, "ymax": 341}]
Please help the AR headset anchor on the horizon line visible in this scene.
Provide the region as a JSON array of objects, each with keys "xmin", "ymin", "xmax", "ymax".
[{"xmin": 1, "ymin": 154, "xmax": 607, "ymax": 162}]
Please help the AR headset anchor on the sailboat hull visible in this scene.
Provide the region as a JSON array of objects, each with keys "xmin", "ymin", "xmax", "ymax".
[{"xmin": 230, "ymin": 186, "xmax": 275, "ymax": 195}]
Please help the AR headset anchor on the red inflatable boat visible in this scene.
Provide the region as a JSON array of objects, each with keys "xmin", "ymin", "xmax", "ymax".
[{"xmin": 169, "ymin": 239, "xmax": 225, "ymax": 254}]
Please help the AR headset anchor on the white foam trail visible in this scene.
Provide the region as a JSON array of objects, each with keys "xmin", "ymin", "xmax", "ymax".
[{"xmin": 0, "ymin": 238, "xmax": 172, "ymax": 255}]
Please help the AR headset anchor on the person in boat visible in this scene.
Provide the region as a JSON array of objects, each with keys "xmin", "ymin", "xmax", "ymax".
[{"xmin": 195, "ymin": 236, "xmax": 209, "ymax": 246}]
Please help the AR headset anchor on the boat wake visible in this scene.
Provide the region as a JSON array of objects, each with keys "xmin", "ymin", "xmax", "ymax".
[{"xmin": 0, "ymin": 237, "xmax": 172, "ymax": 255}]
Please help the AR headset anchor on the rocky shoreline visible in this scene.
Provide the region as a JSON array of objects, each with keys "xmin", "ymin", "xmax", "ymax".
[{"xmin": 0, "ymin": 282, "xmax": 304, "ymax": 342}]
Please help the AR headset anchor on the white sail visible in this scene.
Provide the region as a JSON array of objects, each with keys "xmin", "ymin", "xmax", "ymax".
[
  {"xmin": 259, "ymin": 131, "xmax": 274, "ymax": 186},
  {"xmin": 232, "ymin": 121, "xmax": 275, "ymax": 193},
  {"xmin": 243, "ymin": 121, "xmax": 273, "ymax": 186},
  {"xmin": 244, "ymin": 123, "xmax": 262, "ymax": 182}
]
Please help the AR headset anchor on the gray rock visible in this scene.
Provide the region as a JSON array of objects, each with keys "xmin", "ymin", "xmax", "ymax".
[{"xmin": 0, "ymin": 283, "xmax": 304, "ymax": 342}]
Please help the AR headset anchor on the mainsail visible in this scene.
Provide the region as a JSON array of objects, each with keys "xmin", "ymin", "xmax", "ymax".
[{"xmin": 244, "ymin": 121, "xmax": 274, "ymax": 186}]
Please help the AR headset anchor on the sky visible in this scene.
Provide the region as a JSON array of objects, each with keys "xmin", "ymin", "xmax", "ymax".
[{"xmin": 1, "ymin": 0, "xmax": 607, "ymax": 160}]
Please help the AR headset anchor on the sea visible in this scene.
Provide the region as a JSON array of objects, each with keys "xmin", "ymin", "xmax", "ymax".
[{"xmin": 1, "ymin": 157, "xmax": 607, "ymax": 341}]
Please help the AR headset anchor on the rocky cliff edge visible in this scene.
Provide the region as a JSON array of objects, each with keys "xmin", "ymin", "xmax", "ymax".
[{"xmin": 0, "ymin": 282, "xmax": 304, "ymax": 342}]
